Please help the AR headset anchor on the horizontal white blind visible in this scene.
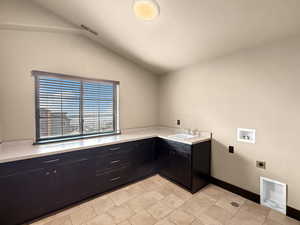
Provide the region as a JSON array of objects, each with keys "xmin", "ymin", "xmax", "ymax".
[
  {"xmin": 83, "ymin": 81, "xmax": 114, "ymax": 134},
  {"xmin": 35, "ymin": 73, "xmax": 118, "ymax": 143}
]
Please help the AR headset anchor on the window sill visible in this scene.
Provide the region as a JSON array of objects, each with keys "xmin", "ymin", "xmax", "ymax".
[{"xmin": 34, "ymin": 131, "xmax": 121, "ymax": 145}]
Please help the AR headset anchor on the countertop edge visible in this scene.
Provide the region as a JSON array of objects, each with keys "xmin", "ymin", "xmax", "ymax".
[{"xmin": 0, "ymin": 133, "xmax": 211, "ymax": 164}]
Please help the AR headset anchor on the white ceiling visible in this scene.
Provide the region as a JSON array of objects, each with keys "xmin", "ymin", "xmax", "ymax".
[{"xmin": 33, "ymin": 0, "xmax": 300, "ymax": 74}]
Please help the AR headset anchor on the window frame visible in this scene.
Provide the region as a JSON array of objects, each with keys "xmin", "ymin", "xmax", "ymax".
[{"xmin": 33, "ymin": 70, "xmax": 120, "ymax": 144}]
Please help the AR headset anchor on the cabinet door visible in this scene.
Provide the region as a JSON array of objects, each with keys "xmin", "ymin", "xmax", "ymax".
[
  {"xmin": 157, "ymin": 139, "xmax": 191, "ymax": 188},
  {"xmin": 134, "ymin": 139, "xmax": 155, "ymax": 164},
  {"xmin": 0, "ymin": 168, "xmax": 50, "ymax": 225},
  {"xmin": 157, "ymin": 139, "xmax": 172, "ymax": 177},
  {"xmin": 57, "ymin": 158, "xmax": 93, "ymax": 206},
  {"xmin": 132, "ymin": 139, "xmax": 156, "ymax": 179},
  {"xmin": 171, "ymin": 149, "xmax": 191, "ymax": 187}
]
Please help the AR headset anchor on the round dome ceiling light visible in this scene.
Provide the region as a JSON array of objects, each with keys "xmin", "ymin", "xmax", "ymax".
[{"xmin": 133, "ymin": 0, "xmax": 160, "ymax": 21}]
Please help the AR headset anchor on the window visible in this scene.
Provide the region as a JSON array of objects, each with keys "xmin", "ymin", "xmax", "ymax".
[{"xmin": 33, "ymin": 71, "xmax": 119, "ymax": 144}]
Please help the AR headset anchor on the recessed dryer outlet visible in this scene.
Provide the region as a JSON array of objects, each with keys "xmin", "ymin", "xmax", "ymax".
[
  {"xmin": 260, "ymin": 177, "xmax": 287, "ymax": 214},
  {"xmin": 237, "ymin": 128, "xmax": 256, "ymax": 144}
]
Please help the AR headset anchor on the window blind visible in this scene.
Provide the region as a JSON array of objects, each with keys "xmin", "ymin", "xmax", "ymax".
[{"xmin": 34, "ymin": 71, "xmax": 119, "ymax": 143}]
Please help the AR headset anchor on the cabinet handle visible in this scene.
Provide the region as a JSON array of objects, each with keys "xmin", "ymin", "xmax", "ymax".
[
  {"xmin": 53, "ymin": 170, "xmax": 57, "ymax": 174},
  {"xmin": 110, "ymin": 160, "xmax": 121, "ymax": 164},
  {"xmin": 43, "ymin": 159, "xmax": 60, "ymax": 164},
  {"xmin": 110, "ymin": 147, "xmax": 121, "ymax": 151},
  {"xmin": 45, "ymin": 172, "xmax": 50, "ymax": 176},
  {"xmin": 110, "ymin": 177, "xmax": 121, "ymax": 182}
]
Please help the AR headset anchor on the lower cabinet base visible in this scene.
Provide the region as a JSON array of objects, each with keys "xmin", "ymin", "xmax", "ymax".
[
  {"xmin": 2, "ymin": 138, "xmax": 211, "ymax": 225},
  {"xmin": 27, "ymin": 172, "xmax": 157, "ymax": 225},
  {"xmin": 27, "ymin": 171, "xmax": 209, "ymax": 225},
  {"xmin": 159, "ymin": 173, "xmax": 209, "ymax": 194}
]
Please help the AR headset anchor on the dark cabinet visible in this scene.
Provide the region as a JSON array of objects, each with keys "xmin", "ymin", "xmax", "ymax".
[
  {"xmin": 0, "ymin": 137, "xmax": 210, "ymax": 225},
  {"xmin": 0, "ymin": 152, "xmax": 94, "ymax": 225},
  {"xmin": 0, "ymin": 168, "xmax": 50, "ymax": 225},
  {"xmin": 191, "ymin": 140, "xmax": 211, "ymax": 193},
  {"xmin": 91, "ymin": 138, "xmax": 156, "ymax": 194},
  {"xmin": 157, "ymin": 139, "xmax": 211, "ymax": 193},
  {"xmin": 131, "ymin": 138, "xmax": 156, "ymax": 180},
  {"xmin": 94, "ymin": 164, "xmax": 131, "ymax": 194},
  {"xmin": 157, "ymin": 139, "xmax": 191, "ymax": 188},
  {"xmin": 57, "ymin": 157, "xmax": 93, "ymax": 206}
]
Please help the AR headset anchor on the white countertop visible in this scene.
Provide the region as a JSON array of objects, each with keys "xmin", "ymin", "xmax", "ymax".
[{"xmin": 0, "ymin": 127, "xmax": 211, "ymax": 164}]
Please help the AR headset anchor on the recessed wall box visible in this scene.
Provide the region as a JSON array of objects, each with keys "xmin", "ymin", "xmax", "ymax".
[
  {"xmin": 260, "ymin": 177, "xmax": 287, "ymax": 214},
  {"xmin": 237, "ymin": 128, "xmax": 256, "ymax": 144}
]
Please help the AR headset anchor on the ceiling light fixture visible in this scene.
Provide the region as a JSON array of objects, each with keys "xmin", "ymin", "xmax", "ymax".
[{"xmin": 133, "ymin": 0, "xmax": 160, "ymax": 21}]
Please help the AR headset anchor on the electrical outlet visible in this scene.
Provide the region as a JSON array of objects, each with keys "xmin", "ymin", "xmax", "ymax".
[
  {"xmin": 256, "ymin": 161, "xmax": 266, "ymax": 169},
  {"xmin": 229, "ymin": 146, "xmax": 234, "ymax": 154},
  {"xmin": 177, "ymin": 120, "xmax": 181, "ymax": 126}
]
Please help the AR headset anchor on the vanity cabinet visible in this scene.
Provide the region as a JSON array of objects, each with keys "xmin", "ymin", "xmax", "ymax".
[
  {"xmin": 157, "ymin": 139, "xmax": 211, "ymax": 193},
  {"xmin": 131, "ymin": 138, "xmax": 157, "ymax": 179},
  {"xmin": 56, "ymin": 156, "xmax": 94, "ymax": 206},
  {"xmin": 0, "ymin": 138, "xmax": 157, "ymax": 225},
  {"xmin": 157, "ymin": 139, "xmax": 191, "ymax": 188},
  {"xmin": 0, "ymin": 137, "xmax": 209, "ymax": 225},
  {"xmin": 0, "ymin": 151, "xmax": 94, "ymax": 225},
  {"xmin": 0, "ymin": 167, "xmax": 50, "ymax": 225}
]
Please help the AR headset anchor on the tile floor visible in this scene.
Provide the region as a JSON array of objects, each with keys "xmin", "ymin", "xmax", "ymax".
[{"xmin": 30, "ymin": 175, "xmax": 299, "ymax": 225}]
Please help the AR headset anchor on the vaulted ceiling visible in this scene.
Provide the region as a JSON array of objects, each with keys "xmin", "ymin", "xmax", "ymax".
[{"xmin": 33, "ymin": 0, "xmax": 300, "ymax": 74}]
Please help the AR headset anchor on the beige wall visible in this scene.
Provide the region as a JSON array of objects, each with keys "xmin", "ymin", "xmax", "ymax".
[
  {"xmin": 0, "ymin": 0, "xmax": 159, "ymax": 141},
  {"xmin": 159, "ymin": 37, "xmax": 300, "ymax": 209},
  {"xmin": 0, "ymin": 0, "xmax": 74, "ymax": 28},
  {"xmin": 2, "ymin": 0, "xmax": 300, "ymax": 212}
]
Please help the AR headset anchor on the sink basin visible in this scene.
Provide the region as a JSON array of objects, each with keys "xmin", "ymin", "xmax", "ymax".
[{"xmin": 168, "ymin": 133, "xmax": 197, "ymax": 139}]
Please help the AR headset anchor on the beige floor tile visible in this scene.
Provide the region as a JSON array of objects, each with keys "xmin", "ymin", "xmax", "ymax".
[
  {"xmin": 148, "ymin": 175, "xmax": 165, "ymax": 183},
  {"xmin": 127, "ymin": 191, "xmax": 164, "ymax": 213},
  {"xmin": 126, "ymin": 184, "xmax": 145, "ymax": 196},
  {"xmin": 138, "ymin": 178, "xmax": 163, "ymax": 191},
  {"xmin": 263, "ymin": 219, "xmax": 282, "ymax": 225},
  {"xmin": 190, "ymin": 219, "xmax": 206, "ymax": 225},
  {"xmin": 130, "ymin": 210, "xmax": 157, "ymax": 225},
  {"xmin": 53, "ymin": 202, "xmax": 91, "ymax": 219},
  {"xmin": 195, "ymin": 214, "xmax": 222, "ymax": 225},
  {"xmin": 30, "ymin": 215, "xmax": 57, "ymax": 225},
  {"xmin": 43, "ymin": 215, "xmax": 72, "ymax": 225},
  {"xmin": 90, "ymin": 196, "xmax": 115, "ymax": 215},
  {"xmin": 268, "ymin": 210, "xmax": 300, "ymax": 225},
  {"xmin": 156, "ymin": 184, "xmax": 176, "ymax": 197},
  {"xmin": 108, "ymin": 204, "xmax": 135, "ymax": 224},
  {"xmin": 228, "ymin": 210, "xmax": 265, "ymax": 225},
  {"xmin": 202, "ymin": 205, "xmax": 232, "ymax": 224},
  {"xmin": 240, "ymin": 200, "xmax": 270, "ymax": 219},
  {"xmin": 145, "ymin": 191, "xmax": 165, "ymax": 201},
  {"xmin": 147, "ymin": 202, "xmax": 174, "ymax": 219},
  {"xmin": 155, "ymin": 219, "xmax": 176, "ymax": 225},
  {"xmin": 31, "ymin": 177, "xmax": 297, "ymax": 225},
  {"xmin": 86, "ymin": 213, "xmax": 116, "ymax": 225},
  {"xmin": 199, "ymin": 185, "xmax": 227, "ymax": 201},
  {"xmin": 118, "ymin": 220, "xmax": 132, "ymax": 225},
  {"xmin": 70, "ymin": 206, "xmax": 97, "ymax": 225},
  {"xmin": 215, "ymin": 193, "xmax": 245, "ymax": 214},
  {"xmin": 109, "ymin": 189, "xmax": 136, "ymax": 206},
  {"xmin": 180, "ymin": 196, "xmax": 215, "ymax": 218},
  {"xmin": 30, "ymin": 221, "xmax": 45, "ymax": 225},
  {"xmin": 168, "ymin": 209, "xmax": 195, "ymax": 225},
  {"xmin": 155, "ymin": 180, "xmax": 175, "ymax": 197},
  {"xmin": 163, "ymin": 194, "xmax": 185, "ymax": 209},
  {"xmin": 169, "ymin": 185, "xmax": 193, "ymax": 202}
]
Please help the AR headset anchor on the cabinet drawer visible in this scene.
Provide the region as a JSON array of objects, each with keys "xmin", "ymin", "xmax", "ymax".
[
  {"xmin": 0, "ymin": 151, "xmax": 92, "ymax": 177},
  {"xmin": 95, "ymin": 152, "xmax": 131, "ymax": 172},
  {"xmin": 92, "ymin": 142, "xmax": 134, "ymax": 154},
  {"xmin": 0, "ymin": 155, "xmax": 64, "ymax": 177},
  {"xmin": 94, "ymin": 164, "xmax": 130, "ymax": 193}
]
